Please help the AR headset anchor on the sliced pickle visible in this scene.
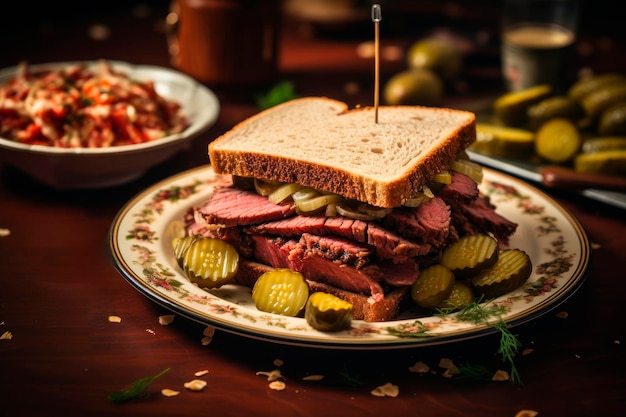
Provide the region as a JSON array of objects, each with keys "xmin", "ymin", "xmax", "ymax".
[
  {"xmin": 534, "ymin": 118, "xmax": 581, "ymax": 163},
  {"xmin": 574, "ymin": 150, "xmax": 626, "ymax": 176},
  {"xmin": 581, "ymin": 82, "xmax": 626, "ymax": 121},
  {"xmin": 493, "ymin": 84, "xmax": 551, "ymax": 126},
  {"xmin": 471, "ymin": 249, "xmax": 532, "ymax": 299},
  {"xmin": 527, "ymin": 96, "xmax": 585, "ymax": 131},
  {"xmin": 173, "ymin": 234, "xmax": 198, "ymax": 269},
  {"xmin": 598, "ymin": 101, "xmax": 626, "ymax": 136},
  {"xmin": 411, "ymin": 264, "xmax": 455, "ymax": 309},
  {"xmin": 305, "ymin": 292, "xmax": 353, "ymax": 332},
  {"xmin": 254, "ymin": 178, "xmax": 282, "ymax": 196},
  {"xmin": 291, "ymin": 187, "xmax": 320, "ymax": 203},
  {"xmin": 268, "ymin": 183, "xmax": 302, "ymax": 204},
  {"xmin": 252, "ymin": 268, "xmax": 310, "ymax": 317},
  {"xmin": 581, "ymin": 137, "xmax": 626, "ymax": 153},
  {"xmin": 403, "ymin": 193, "xmax": 431, "ymax": 208},
  {"xmin": 449, "ymin": 159, "xmax": 483, "ymax": 184},
  {"xmin": 295, "ymin": 193, "xmax": 343, "ymax": 214},
  {"xmin": 568, "ymin": 73, "xmax": 626, "ymax": 102},
  {"xmin": 472, "ymin": 123, "xmax": 535, "ymax": 158},
  {"xmin": 437, "ymin": 281, "xmax": 475, "ymax": 311},
  {"xmin": 440, "ymin": 233, "xmax": 498, "ymax": 278},
  {"xmin": 432, "ymin": 170, "xmax": 452, "ymax": 184},
  {"xmin": 183, "ymin": 238, "xmax": 239, "ymax": 289}
]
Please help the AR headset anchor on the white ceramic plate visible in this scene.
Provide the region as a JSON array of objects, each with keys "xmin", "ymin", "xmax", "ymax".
[
  {"xmin": 109, "ymin": 165, "xmax": 590, "ymax": 349},
  {"xmin": 0, "ymin": 61, "xmax": 219, "ymax": 189}
]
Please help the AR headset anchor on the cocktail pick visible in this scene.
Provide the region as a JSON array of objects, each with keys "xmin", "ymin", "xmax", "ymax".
[{"xmin": 372, "ymin": 4, "xmax": 382, "ymax": 124}]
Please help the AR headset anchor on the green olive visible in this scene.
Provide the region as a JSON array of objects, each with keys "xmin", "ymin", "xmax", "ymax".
[{"xmin": 383, "ymin": 68, "xmax": 443, "ymax": 106}]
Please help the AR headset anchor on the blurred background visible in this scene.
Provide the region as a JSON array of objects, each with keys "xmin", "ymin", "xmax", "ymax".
[{"xmin": 1, "ymin": 0, "xmax": 624, "ymax": 108}]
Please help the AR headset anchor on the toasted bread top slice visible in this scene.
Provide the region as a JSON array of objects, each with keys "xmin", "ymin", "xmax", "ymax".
[{"xmin": 208, "ymin": 97, "xmax": 476, "ymax": 208}]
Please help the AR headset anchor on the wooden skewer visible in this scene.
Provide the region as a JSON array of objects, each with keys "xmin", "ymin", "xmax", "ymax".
[{"xmin": 372, "ymin": 4, "xmax": 381, "ymax": 124}]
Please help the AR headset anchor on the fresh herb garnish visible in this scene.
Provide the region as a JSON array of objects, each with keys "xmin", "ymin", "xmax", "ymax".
[
  {"xmin": 495, "ymin": 320, "xmax": 523, "ymax": 385},
  {"xmin": 438, "ymin": 300, "xmax": 523, "ymax": 385},
  {"xmin": 334, "ymin": 364, "xmax": 366, "ymax": 387},
  {"xmin": 108, "ymin": 368, "xmax": 170, "ymax": 403},
  {"xmin": 256, "ymin": 81, "xmax": 299, "ymax": 110}
]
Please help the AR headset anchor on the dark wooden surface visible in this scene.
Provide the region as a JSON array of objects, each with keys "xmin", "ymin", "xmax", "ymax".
[{"xmin": 1, "ymin": 2, "xmax": 625, "ymax": 416}]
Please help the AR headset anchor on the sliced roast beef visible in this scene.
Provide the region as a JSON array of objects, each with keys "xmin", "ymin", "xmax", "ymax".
[
  {"xmin": 246, "ymin": 215, "xmax": 431, "ymax": 262},
  {"xmin": 454, "ymin": 195, "xmax": 518, "ymax": 244},
  {"xmin": 251, "ymin": 235, "xmax": 385, "ymax": 302},
  {"xmin": 197, "ymin": 186, "xmax": 296, "ymax": 228},
  {"xmin": 297, "ymin": 233, "xmax": 371, "ymax": 268},
  {"xmin": 439, "ymin": 171, "xmax": 479, "ymax": 205},
  {"xmin": 381, "ymin": 196, "xmax": 450, "ymax": 247}
]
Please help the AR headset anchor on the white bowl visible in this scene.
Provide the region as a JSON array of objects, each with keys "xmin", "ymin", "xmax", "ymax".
[{"xmin": 0, "ymin": 60, "xmax": 219, "ymax": 189}]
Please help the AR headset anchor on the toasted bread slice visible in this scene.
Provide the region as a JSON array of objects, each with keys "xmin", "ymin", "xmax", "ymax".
[
  {"xmin": 235, "ymin": 259, "xmax": 409, "ymax": 323},
  {"xmin": 208, "ymin": 97, "xmax": 476, "ymax": 208}
]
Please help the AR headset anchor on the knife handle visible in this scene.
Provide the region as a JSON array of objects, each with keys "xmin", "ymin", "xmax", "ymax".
[{"xmin": 540, "ymin": 165, "xmax": 626, "ymax": 191}]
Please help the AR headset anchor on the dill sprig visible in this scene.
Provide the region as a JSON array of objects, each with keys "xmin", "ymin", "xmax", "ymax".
[
  {"xmin": 495, "ymin": 320, "xmax": 523, "ymax": 385},
  {"xmin": 437, "ymin": 299, "xmax": 523, "ymax": 385},
  {"xmin": 454, "ymin": 363, "xmax": 494, "ymax": 381},
  {"xmin": 108, "ymin": 368, "xmax": 170, "ymax": 403},
  {"xmin": 334, "ymin": 364, "xmax": 366, "ymax": 387}
]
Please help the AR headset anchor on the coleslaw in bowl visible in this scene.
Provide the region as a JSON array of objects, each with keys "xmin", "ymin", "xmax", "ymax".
[{"xmin": 0, "ymin": 60, "xmax": 219, "ymax": 189}]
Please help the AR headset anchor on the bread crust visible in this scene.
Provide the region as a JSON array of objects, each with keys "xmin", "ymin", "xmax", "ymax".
[{"xmin": 208, "ymin": 97, "xmax": 476, "ymax": 208}]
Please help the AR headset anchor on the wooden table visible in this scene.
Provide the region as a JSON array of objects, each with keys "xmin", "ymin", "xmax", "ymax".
[{"xmin": 1, "ymin": 2, "xmax": 625, "ymax": 416}]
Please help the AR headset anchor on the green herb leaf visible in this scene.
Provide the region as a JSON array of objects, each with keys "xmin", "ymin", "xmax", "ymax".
[
  {"xmin": 436, "ymin": 299, "xmax": 524, "ymax": 385},
  {"xmin": 256, "ymin": 81, "xmax": 299, "ymax": 110},
  {"xmin": 108, "ymin": 368, "xmax": 170, "ymax": 403}
]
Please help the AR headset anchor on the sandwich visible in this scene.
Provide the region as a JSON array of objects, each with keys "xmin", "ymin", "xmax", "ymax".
[{"xmin": 184, "ymin": 97, "xmax": 517, "ymax": 322}]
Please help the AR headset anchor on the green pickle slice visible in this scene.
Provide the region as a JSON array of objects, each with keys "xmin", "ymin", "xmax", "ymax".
[
  {"xmin": 582, "ymin": 137, "xmax": 626, "ymax": 153},
  {"xmin": 440, "ymin": 233, "xmax": 498, "ymax": 278},
  {"xmin": 305, "ymin": 292, "xmax": 353, "ymax": 332},
  {"xmin": 568, "ymin": 73, "xmax": 626, "ymax": 102},
  {"xmin": 252, "ymin": 269, "xmax": 310, "ymax": 317},
  {"xmin": 493, "ymin": 84, "xmax": 551, "ymax": 126},
  {"xmin": 574, "ymin": 150, "xmax": 626, "ymax": 176},
  {"xmin": 471, "ymin": 249, "xmax": 532, "ymax": 299},
  {"xmin": 534, "ymin": 118, "xmax": 581, "ymax": 163},
  {"xmin": 183, "ymin": 237, "xmax": 239, "ymax": 289},
  {"xmin": 472, "ymin": 123, "xmax": 535, "ymax": 158},
  {"xmin": 437, "ymin": 281, "xmax": 475, "ymax": 311},
  {"xmin": 411, "ymin": 264, "xmax": 455, "ymax": 309},
  {"xmin": 173, "ymin": 235, "xmax": 198, "ymax": 269}
]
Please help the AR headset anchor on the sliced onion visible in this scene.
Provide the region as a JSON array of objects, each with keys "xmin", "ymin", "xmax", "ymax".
[
  {"xmin": 358, "ymin": 204, "xmax": 392, "ymax": 219},
  {"xmin": 325, "ymin": 203, "xmax": 338, "ymax": 217},
  {"xmin": 268, "ymin": 183, "xmax": 302, "ymax": 204},
  {"xmin": 422, "ymin": 184, "xmax": 434, "ymax": 198},
  {"xmin": 296, "ymin": 193, "xmax": 343, "ymax": 213},
  {"xmin": 336, "ymin": 202, "xmax": 376, "ymax": 221},
  {"xmin": 403, "ymin": 193, "xmax": 430, "ymax": 207}
]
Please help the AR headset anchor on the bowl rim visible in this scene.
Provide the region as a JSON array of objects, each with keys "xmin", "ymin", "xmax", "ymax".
[{"xmin": 0, "ymin": 60, "xmax": 220, "ymax": 155}]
